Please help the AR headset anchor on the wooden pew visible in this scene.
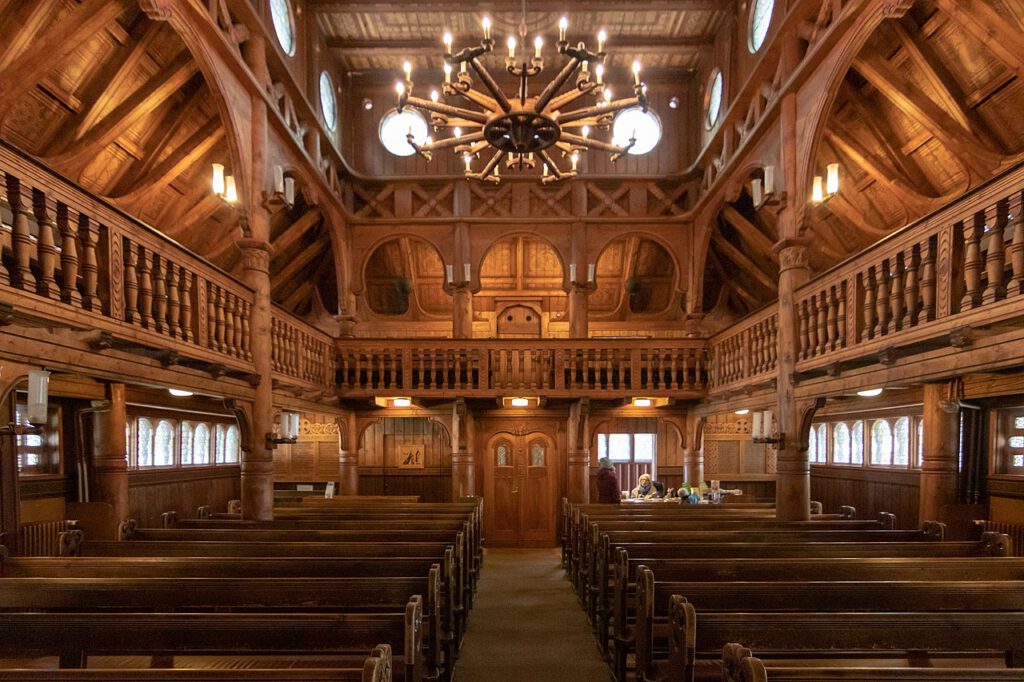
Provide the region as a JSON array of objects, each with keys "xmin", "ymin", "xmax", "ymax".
[
  {"xmin": 0, "ymin": 608, "xmax": 424, "ymax": 681},
  {"xmin": 0, "ymin": 644, "xmax": 391, "ymax": 681},
  {"xmin": 0, "ymin": 574, "xmax": 443, "ymax": 681}
]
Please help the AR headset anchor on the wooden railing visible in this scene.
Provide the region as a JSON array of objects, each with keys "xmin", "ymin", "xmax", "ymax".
[
  {"xmin": 708, "ymin": 306, "xmax": 779, "ymax": 391},
  {"xmin": 794, "ymin": 163, "xmax": 1024, "ymax": 369},
  {"xmin": 271, "ymin": 307, "xmax": 334, "ymax": 390},
  {"xmin": 0, "ymin": 142, "xmax": 254, "ymax": 374},
  {"xmin": 335, "ymin": 339, "xmax": 708, "ymax": 397}
]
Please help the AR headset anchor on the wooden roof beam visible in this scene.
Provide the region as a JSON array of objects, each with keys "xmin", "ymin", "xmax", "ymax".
[
  {"xmin": 122, "ymin": 118, "xmax": 224, "ymax": 201},
  {"xmin": 707, "ymin": 249, "xmax": 759, "ymax": 311},
  {"xmin": 280, "ymin": 280, "xmax": 314, "ymax": 311},
  {"xmin": 853, "ymin": 53, "xmax": 1002, "ymax": 178},
  {"xmin": 719, "ymin": 204, "xmax": 776, "ymax": 262},
  {"xmin": 311, "ymin": 0, "xmax": 728, "ymax": 11},
  {"xmin": 327, "ymin": 35, "xmax": 713, "ymax": 55},
  {"xmin": 122, "ymin": 80, "xmax": 207, "ymax": 189},
  {"xmin": 0, "ymin": 0, "xmax": 130, "ymax": 102},
  {"xmin": 273, "ymin": 241, "xmax": 326, "ymax": 290},
  {"xmin": 934, "ymin": 0, "xmax": 1024, "ymax": 85},
  {"xmin": 711, "ymin": 233, "xmax": 778, "ymax": 293},
  {"xmin": 823, "ymin": 125, "xmax": 932, "ymax": 212},
  {"xmin": 0, "ymin": 0, "xmax": 62, "ymax": 72},
  {"xmin": 272, "ymin": 207, "xmax": 323, "ymax": 256}
]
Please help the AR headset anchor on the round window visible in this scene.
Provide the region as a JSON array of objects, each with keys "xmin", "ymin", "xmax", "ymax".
[
  {"xmin": 705, "ymin": 69, "xmax": 723, "ymax": 129},
  {"xmin": 611, "ymin": 107, "xmax": 662, "ymax": 155},
  {"xmin": 749, "ymin": 0, "xmax": 774, "ymax": 53},
  {"xmin": 319, "ymin": 70, "xmax": 337, "ymax": 132},
  {"xmin": 379, "ymin": 109, "xmax": 428, "ymax": 157},
  {"xmin": 269, "ymin": 0, "xmax": 296, "ymax": 56}
]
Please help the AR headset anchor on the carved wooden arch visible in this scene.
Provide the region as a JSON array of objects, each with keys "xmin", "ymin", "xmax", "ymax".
[
  {"xmin": 355, "ymin": 233, "xmax": 450, "ymax": 296},
  {"xmin": 476, "ymin": 230, "xmax": 568, "ymax": 291},
  {"xmin": 140, "ymin": 1, "xmax": 254, "ymax": 235},
  {"xmin": 223, "ymin": 398, "xmax": 254, "ymax": 457},
  {"xmin": 355, "ymin": 415, "xmax": 453, "ymax": 452},
  {"xmin": 796, "ymin": 397, "xmax": 828, "ymax": 454},
  {"xmin": 591, "ymin": 229, "xmax": 684, "ymax": 317},
  {"xmin": 586, "ymin": 414, "xmax": 686, "ymax": 465}
]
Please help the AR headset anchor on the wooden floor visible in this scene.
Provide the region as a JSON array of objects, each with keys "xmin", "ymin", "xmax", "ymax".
[{"xmin": 454, "ymin": 548, "xmax": 613, "ymax": 681}]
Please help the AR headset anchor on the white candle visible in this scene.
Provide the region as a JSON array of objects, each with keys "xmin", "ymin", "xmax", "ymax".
[
  {"xmin": 569, "ymin": 264, "xmax": 577, "ymax": 282},
  {"xmin": 632, "ymin": 60, "xmax": 642, "ymax": 86},
  {"xmin": 444, "ymin": 63, "xmax": 452, "ymax": 83},
  {"xmin": 597, "ymin": 29, "xmax": 606, "ymax": 53},
  {"xmin": 507, "ymin": 36, "xmax": 517, "ymax": 59},
  {"xmin": 482, "ymin": 16, "xmax": 491, "ymax": 40},
  {"xmin": 595, "ymin": 64, "xmax": 603, "ymax": 84},
  {"xmin": 443, "ymin": 32, "xmax": 453, "ymax": 53},
  {"xmin": 463, "ymin": 263, "xmax": 471, "ymax": 282},
  {"xmin": 587, "ymin": 263, "xmax": 595, "ymax": 282},
  {"xmin": 559, "ymin": 16, "xmax": 567, "ymax": 42},
  {"xmin": 534, "ymin": 36, "xmax": 543, "ymax": 59},
  {"xmin": 403, "ymin": 60, "xmax": 412, "ymax": 81}
]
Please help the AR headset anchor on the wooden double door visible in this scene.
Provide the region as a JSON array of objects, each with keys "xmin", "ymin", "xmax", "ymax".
[{"xmin": 484, "ymin": 432, "xmax": 556, "ymax": 547}]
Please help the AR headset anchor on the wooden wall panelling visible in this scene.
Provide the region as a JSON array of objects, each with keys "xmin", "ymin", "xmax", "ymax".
[
  {"xmin": 128, "ymin": 467, "xmax": 240, "ymax": 528},
  {"xmin": 357, "ymin": 417, "xmax": 452, "ymax": 502},
  {"xmin": 273, "ymin": 412, "xmax": 341, "ymax": 482},
  {"xmin": 810, "ymin": 466, "xmax": 920, "ymax": 529}
]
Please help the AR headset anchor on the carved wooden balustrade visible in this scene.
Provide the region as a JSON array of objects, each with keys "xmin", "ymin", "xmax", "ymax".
[
  {"xmin": 335, "ymin": 339, "xmax": 708, "ymax": 398},
  {"xmin": 708, "ymin": 306, "xmax": 779, "ymax": 393},
  {"xmin": 794, "ymin": 161, "xmax": 1024, "ymax": 374},
  {"xmin": 0, "ymin": 142, "xmax": 257, "ymax": 377},
  {"xmin": 271, "ymin": 308, "xmax": 335, "ymax": 391}
]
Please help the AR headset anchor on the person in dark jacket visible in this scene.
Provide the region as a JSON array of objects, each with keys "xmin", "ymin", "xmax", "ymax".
[{"xmin": 596, "ymin": 457, "xmax": 621, "ymax": 504}]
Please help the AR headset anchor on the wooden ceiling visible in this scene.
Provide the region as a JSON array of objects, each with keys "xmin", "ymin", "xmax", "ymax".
[
  {"xmin": 0, "ymin": 0, "xmax": 337, "ymax": 320},
  {"xmin": 314, "ymin": 0, "xmax": 732, "ymax": 75},
  {"xmin": 704, "ymin": 0, "xmax": 1024, "ymax": 319}
]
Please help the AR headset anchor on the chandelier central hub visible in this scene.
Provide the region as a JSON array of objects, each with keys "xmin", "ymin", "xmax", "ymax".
[{"xmin": 394, "ymin": 14, "xmax": 649, "ymax": 183}]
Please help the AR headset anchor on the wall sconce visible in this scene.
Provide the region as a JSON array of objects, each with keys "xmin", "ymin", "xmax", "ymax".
[
  {"xmin": 751, "ymin": 166, "xmax": 775, "ymax": 208},
  {"xmin": 501, "ymin": 396, "xmax": 539, "ymax": 408},
  {"xmin": 811, "ymin": 163, "xmax": 839, "ymax": 204},
  {"xmin": 212, "ymin": 163, "xmax": 237, "ymax": 203},
  {"xmin": 271, "ymin": 166, "xmax": 296, "ymax": 208},
  {"xmin": 2, "ymin": 370, "xmax": 49, "ymax": 437},
  {"xmin": 266, "ymin": 409, "xmax": 300, "ymax": 448},
  {"xmin": 751, "ymin": 409, "xmax": 780, "ymax": 444}
]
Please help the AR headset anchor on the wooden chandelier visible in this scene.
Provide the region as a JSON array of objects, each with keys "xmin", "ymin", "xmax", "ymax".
[{"xmin": 395, "ymin": 16, "xmax": 649, "ymax": 184}]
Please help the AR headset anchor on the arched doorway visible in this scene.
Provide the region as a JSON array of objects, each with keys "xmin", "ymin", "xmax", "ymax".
[{"xmin": 483, "ymin": 431, "xmax": 556, "ymax": 547}]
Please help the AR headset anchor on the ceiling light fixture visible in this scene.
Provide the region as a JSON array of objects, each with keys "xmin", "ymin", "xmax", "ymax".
[
  {"xmin": 395, "ymin": 13, "xmax": 649, "ymax": 183},
  {"xmin": 392, "ymin": 397, "xmax": 412, "ymax": 407},
  {"xmin": 510, "ymin": 397, "xmax": 530, "ymax": 407},
  {"xmin": 856, "ymin": 388, "xmax": 883, "ymax": 398},
  {"xmin": 632, "ymin": 398, "xmax": 652, "ymax": 408},
  {"xmin": 735, "ymin": 409, "xmax": 750, "ymax": 415},
  {"xmin": 168, "ymin": 389, "xmax": 194, "ymax": 397}
]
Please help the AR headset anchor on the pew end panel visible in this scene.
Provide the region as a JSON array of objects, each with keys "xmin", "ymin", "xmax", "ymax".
[{"xmin": 667, "ymin": 596, "xmax": 696, "ymax": 682}]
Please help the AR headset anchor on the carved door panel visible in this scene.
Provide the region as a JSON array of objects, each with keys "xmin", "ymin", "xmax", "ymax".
[{"xmin": 484, "ymin": 432, "xmax": 557, "ymax": 547}]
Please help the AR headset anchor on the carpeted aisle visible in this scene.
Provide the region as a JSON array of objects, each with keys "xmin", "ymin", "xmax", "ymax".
[{"xmin": 454, "ymin": 548, "xmax": 613, "ymax": 681}]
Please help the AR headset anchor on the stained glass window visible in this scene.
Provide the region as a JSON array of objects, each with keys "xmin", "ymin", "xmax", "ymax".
[
  {"xmin": 380, "ymin": 109, "xmax": 428, "ymax": 156},
  {"xmin": 807, "ymin": 428, "xmax": 817, "ymax": 463},
  {"xmin": 269, "ymin": 0, "xmax": 295, "ymax": 56},
  {"xmin": 225, "ymin": 425, "xmax": 240, "ymax": 464},
  {"xmin": 320, "ymin": 70, "xmax": 336, "ymax": 132},
  {"xmin": 1010, "ymin": 436, "xmax": 1024, "ymax": 448},
  {"xmin": 194, "ymin": 423, "xmax": 211, "ymax": 465},
  {"xmin": 706, "ymin": 69, "xmax": 723, "ymax": 129},
  {"xmin": 530, "ymin": 442, "xmax": 545, "ymax": 467},
  {"xmin": 496, "ymin": 444, "xmax": 509, "ymax": 467},
  {"xmin": 136, "ymin": 418, "xmax": 153, "ymax": 467},
  {"xmin": 154, "ymin": 420, "xmax": 175, "ymax": 466},
  {"xmin": 1015, "ymin": 417, "xmax": 1024, "ymax": 429},
  {"xmin": 214, "ymin": 424, "xmax": 227, "ymax": 464},
  {"xmin": 894, "ymin": 417, "xmax": 910, "ymax": 466},
  {"xmin": 871, "ymin": 419, "xmax": 892, "ymax": 465},
  {"xmin": 612, "ymin": 107, "xmax": 661, "ymax": 155},
  {"xmin": 833, "ymin": 422, "xmax": 850, "ymax": 464},
  {"xmin": 181, "ymin": 422, "xmax": 194, "ymax": 465},
  {"xmin": 851, "ymin": 421, "xmax": 864, "ymax": 464},
  {"xmin": 917, "ymin": 418, "xmax": 924, "ymax": 467},
  {"xmin": 749, "ymin": 0, "xmax": 775, "ymax": 53}
]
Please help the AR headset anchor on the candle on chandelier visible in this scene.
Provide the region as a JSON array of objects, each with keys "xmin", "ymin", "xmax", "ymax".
[
  {"xmin": 603, "ymin": 87, "xmax": 612, "ymax": 104},
  {"xmin": 581, "ymin": 60, "xmax": 589, "ymax": 76},
  {"xmin": 482, "ymin": 16, "xmax": 491, "ymax": 40},
  {"xmin": 534, "ymin": 36, "xmax": 543, "ymax": 59},
  {"xmin": 464, "ymin": 154, "xmax": 472, "ymax": 172},
  {"xmin": 595, "ymin": 64, "xmax": 603, "ymax": 85},
  {"xmin": 559, "ymin": 16, "xmax": 568, "ymax": 42},
  {"xmin": 597, "ymin": 29, "xmax": 606, "ymax": 53},
  {"xmin": 444, "ymin": 63, "xmax": 452, "ymax": 83},
  {"xmin": 430, "ymin": 89, "xmax": 439, "ymax": 103},
  {"xmin": 395, "ymin": 81, "xmax": 405, "ymax": 95},
  {"xmin": 571, "ymin": 152, "xmax": 579, "ymax": 171},
  {"xmin": 454, "ymin": 127, "xmax": 462, "ymax": 138},
  {"xmin": 461, "ymin": 61, "xmax": 467, "ymax": 74},
  {"xmin": 403, "ymin": 60, "xmax": 412, "ymax": 81},
  {"xmin": 632, "ymin": 61, "xmax": 642, "ymax": 86},
  {"xmin": 443, "ymin": 32, "xmax": 453, "ymax": 53},
  {"xmin": 582, "ymin": 125, "xmax": 590, "ymax": 139},
  {"xmin": 543, "ymin": 163, "xmax": 549, "ymax": 177},
  {"xmin": 507, "ymin": 36, "xmax": 516, "ymax": 59}
]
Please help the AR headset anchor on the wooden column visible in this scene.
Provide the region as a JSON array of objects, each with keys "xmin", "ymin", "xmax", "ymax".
[
  {"xmin": 451, "ymin": 398, "xmax": 476, "ymax": 498},
  {"xmin": 90, "ymin": 383, "xmax": 129, "ymax": 526},
  {"xmin": 568, "ymin": 283, "xmax": 590, "ymax": 339},
  {"xmin": 337, "ymin": 411, "xmax": 359, "ymax": 496},
  {"xmin": 919, "ymin": 382, "xmax": 960, "ymax": 525},
  {"xmin": 567, "ymin": 398, "xmax": 590, "ymax": 503},
  {"xmin": 452, "ymin": 284, "xmax": 473, "ymax": 339},
  {"xmin": 0, "ymin": 375, "xmax": 21, "ymax": 556},
  {"xmin": 683, "ymin": 416, "xmax": 706, "ymax": 484}
]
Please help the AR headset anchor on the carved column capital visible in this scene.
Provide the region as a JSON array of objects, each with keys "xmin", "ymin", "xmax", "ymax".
[
  {"xmin": 881, "ymin": 0, "xmax": 914, "ymax": 19},
  {"xmin": 778, "ymin": 244, "xmax": 810, "ymax": 273},
  {"xmin": 139, "ymin": 0, "xmax": 174, "ymax": 21},
  {"xmin": 236, "ymin": 239, "xmax": 273, "ymax": 273}
]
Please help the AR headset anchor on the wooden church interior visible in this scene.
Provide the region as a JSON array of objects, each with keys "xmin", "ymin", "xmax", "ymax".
[{"xmin": 0, "ymin": 0, "xmax": 1024, "ymax": 679}]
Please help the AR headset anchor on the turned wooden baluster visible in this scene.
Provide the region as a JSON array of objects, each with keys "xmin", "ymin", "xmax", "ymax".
[
  {"xmin": 123, "ymin": 239, "xmax": 139, "ymax": 324},
  {"xmin": 179, "ymin": 269, "xmax": 193, "ymax": 342},
  {"xmin": 807, "ymin": 297, "xmax": 820, "ymax": 358},
  {"xmin": 920, "ymin": 238, "xmax": 937, "ymax": 321},
  {"xmin": 815, "ymin": 291, "xmax": 828, "ymax": 355},
  {"xmin": 79, "ymin": 214, "xmax": 100, "ymax": 311},
  {"xmin": 6, "ymin": 175, "xmax": 35, "ymax": 290},
  {"xmin": 214, "ymin": 286, "xmax": 226, "ymax": 353},
  {"xmin": 165, "ymin": 262, "xmax": 181, "ymax": 338},
  {"xmin": 242, "ymin": 300, "xmax": 252, "ymax": 360},
  {"xmin": 862, "ymin": 267, "xmax": 876, "ymax": 340},
  {"xmin": 225, "ymin": 292, "xmax": 238, "ymax": 356},
  {"xmin": 55, "ymin": 204, "xmax": 81, "ymax": 306},
  {"xmin": 232, "ymin": 295, "xmax": 244, "ymax": 359},
  {"xmin": 983, "ymin": 200, "xmax": 1009, "ymax": 303},
  {"xmin": 961, "ymin": 213, "xmax": 984, "ymax": 310},
  {"xmin": 30, "ymin": 191, "xmax": 60, "ymax": 300},
  {"xmin": 798, "ymin": 298, "xmax": 810, "ymax": 359},
  {"xmin": 888, "ymin": 255, "xmax": 904, "ymax": 334},
  {"xmin": 903, "ymin": 244, "xmax": 920, "ymax": 328},
  {"xmin": 151, "ymin": 256, "xmax": 167, "ymax": 334},
  {"xmin": 137, "ymin": 247, "xmax": 154, "ymax": 329},
  {"xmin": 271, "ymin": 319, "xmax": 281, "ymax": 370},
  {"xmin": 836, "ymin": 284, "xmax": 847, "ymax": 349},
  {"xmin": 1011, "ymin": 195, "xmax": 1024, "ymax": 297},
  {"xmin": 826, "ymin": 288, "xmax": 838, "ymax": 352},
  {"xmin": 874, "ymin": 261, "xmax": 890, "ymax": 337},
  {"xmin": 207, "ymin": 284, "xmax": 218, "ymax": 351}
]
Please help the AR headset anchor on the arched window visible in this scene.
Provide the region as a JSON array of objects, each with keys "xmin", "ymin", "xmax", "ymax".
[
  {"xmin": 181, "ymin": 422, "xmax": 194, "ymax": 465},
  {"xmin": 495, "ymin": 441, "xmax": 511, "ymax": 467},
  {"xmin": 194, "ymin": 423, "xmax": 211, "ymax": 465},
  {"xmin": 814, "ymin": 424, "xmax": 828, "ymax": 463},
  {"xmin": 871, "ymin": 419, "xmax": 892, "ymax": 465},
  {"xmin": 705, "ymin": 69, "xmax": 723, "ymax": 129},
  {"xmin": 832, "ymin": 422, "xmax": 850, "ymax": 464},
  {"xmin": 851, "ymin": 421, "xmax": 864, "ymax": 464},
  {"xmin": 225, "ymin": 425, "xmax": 240, "ymax": 464},
  {"xmin": 530, "ymin": 441, "xmax": 546, "ymax": 467},
  {"xmin": 269, "ymin": 0, "xmax": 296, "ymax": 56},
  {"xmin": 214, "ymin": 424, "xmax": 227, "ymax": 463},
  {"xmin": 917, "ymin": 418, "xmax": 924, "ymax": 467},
  {"xmin": 749, "ymin": 0, "xmax": 774, "ymax": 53},
  {"xmin": 807, "ymin": 427, "xmax": 817, "ymax": 464},
  {"xmin": 894, "ymin": 417, "xmax": 910, "ymax": 466},
  {"xmin": 154, "ymin": 420, "xmax": 175, "ymax": 466},
  {"xmin": 320, "ymin": 70, "xmax": 337, "ymax": 132},
  {"xmin": 136, "ymin": 418, "xmax": 153, "ymax": 468}
]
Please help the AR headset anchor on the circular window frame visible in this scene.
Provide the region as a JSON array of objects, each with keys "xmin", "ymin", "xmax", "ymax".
[
  {"xmin": 611, "ymin": 106, "xmax": 662, "ymax": 156},
  {"xmin": 704, "ymin": 68, "xmax": 723, "ymax": 130},
  {"xmin": 269, "ymin": 0, "xmax": 297, "ymax": 57},
  {"xmin": 378, "ymin": 108, "xmax": 428, "ymax": 157},
  {"xmin": 748, "ymin": 0, "xmax": 775, "ymax": 54},
  {"xmin": 319, "ymin": 70, "xmax": 337, "ymax": 133}
]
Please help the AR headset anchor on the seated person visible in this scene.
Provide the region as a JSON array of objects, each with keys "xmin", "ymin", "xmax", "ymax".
[{"xmin": 630, "ymin": 473, "xmax": 660, "ymax": 500}]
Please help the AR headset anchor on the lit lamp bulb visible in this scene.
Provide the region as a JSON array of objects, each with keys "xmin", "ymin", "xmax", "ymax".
[
  {"xmin": 403, "ymin": 60, "xmax": 412, "ymax": 82},
  {"xmin": 395, "ymin": 81, "xmax": 405, "ymax": 95},
  {"xmin": 811, "ymin": 175, "xmax": 825, "ymax": 203},
  {"xmin": 510, "ymin": 397, "xmax": 529, "ymax": 407},
  {"xmin": 571, "ymin": 152, "xmax": 579, "ymax": 171},
  {"xmin": 224, "ymin": 175, "xmax": 237, "ymax": 203},
  {"xmin": 632, "ymin": 60, "xmax": 642, "ymax": 86},
  {"xmin": 534, "ymin": 36, "xmax": 543, "ymax": 59},
  {"xmin": 542, "ymin": 163, "xmax": 549, "ymax": 177},
  {"xmin": 211, "ymin": 163, "xmax": 225, "ymax": 196},
  {"xmin": 430, "ymin": 89, "xmax": 439, "ymax": 103},
  {"xmin": 443, "ymin": 32, "xmax": 453, "ymax": 53},
  {"xmin": 826, "ymin": 162, "xmax": 840, "ymax": 195},
  {"xmin": 464, "ymin": 154, "xmax": 472, "ymax": 172},
  {"xmin": 507, "ymin": 35, "xmax": 517, "ymax": 59},
  {"xmin": 597, "ymin": 29, "xmax": 607, "ymax": 52},
  {"xmin": 603, "ymin": 87, "xmax": 613, "ymax": 104},
  {"xmin": 559, "ymin": 16, "xmax": 568, "ymax": 42},
  {"xmin": 482, "ymin": 16, "xmax": 491, "ymax": 40},
  {"xmin": 581, "ymin": 125, "xmax": 590, "ymax": 139},
  {"xmin": 454, "ymin": 126, "xmax": 462, "ymax": 138},
  {"xmin": 595, "ymin": 63, "xmax": 604, "ymax": 85},
  {"xmin": 444, "ymin": 62, "xmax": 452, "ymax": 83}
]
